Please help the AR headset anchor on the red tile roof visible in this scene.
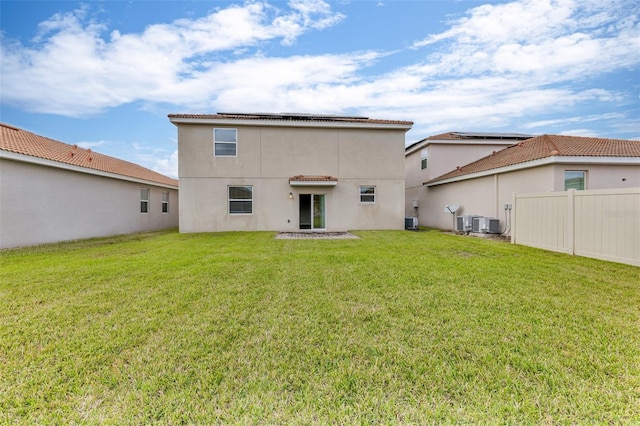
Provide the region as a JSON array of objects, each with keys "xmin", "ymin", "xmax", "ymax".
[
  {"xmin": 169, "ymin": 112, "xmax": 413, "ymax": 126},
  {"xmin": 428, "ymin": 134, "xmax": 640, "ymax": 184},
  {"xmin": 0, "ymin": 123, "xmax": 178, "ymax": 187},
  {"xmin": 289, "ymin": 175, "xmax": 338, "ymax": 182}
]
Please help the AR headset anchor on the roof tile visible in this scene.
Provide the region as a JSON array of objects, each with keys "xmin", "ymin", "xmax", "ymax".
[
  {"xmin": 429, "ymin": 134, "xmax": 640, "ymax": 183},
  {"xmin": 169, "ymin": 112, "xmax": 413, "ymax": 126},
  {"xmin": 0, "ymin": 123, "xmax": 178, "ymax": 187},
  {"xmin": 289, "ymin": 175, "xmax": 338, "ymax": 182}
]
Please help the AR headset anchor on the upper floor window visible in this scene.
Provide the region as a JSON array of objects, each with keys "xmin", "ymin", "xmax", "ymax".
[
  {"xmin": 214, "ymin": 128, "xmax": 237, "ymax": 157},
  {"xmin": 360, "ymin": 185, "xmax": 376, "ymax": 203},
  {"xmin": 140, "ymin": 188, "xmax": 149, "ymax": 213},
  {"xmin": 162, "ymin": 191, "xmax": 169, "ymax": 213},
  {"xmin": 229, "ymin": 186, "xmax": 253, "ymax": 214},
  {"xmin": 565, "ymin": 170, "xmax": 586, "ymax": 190},
  {"xmin": 421, "ymin": 148, "xmax": 428, "ymax": 169}
]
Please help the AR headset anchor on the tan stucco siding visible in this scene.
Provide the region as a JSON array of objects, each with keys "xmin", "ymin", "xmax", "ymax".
[
  {"xmin": 416, "ymin": 166, "xmax": 554, "ymax": 231},
  {"xmin": 552, "ymin": 164, "xmax": 640, "ymax": 190},
  {"xmin": 0, "ymin": 159, "xmax": 178, "ymax": 249},
  {"xmin": 338, "ymin": 129, "xmax": 405, "ymax": 179},
  {"xmin": 177, "ymin": 123, "xmax": 407, "ymax": 232},
  {"xmin": 178, "ymin": 177, "xmax": 404, "ymax": 232},
  {"xmin": 412, "ymin": 162, "xmax": 637, "ymax": 232},
  {"xmin": 261, "ymin": 127, "xmax": 339, "ymax": 177}
]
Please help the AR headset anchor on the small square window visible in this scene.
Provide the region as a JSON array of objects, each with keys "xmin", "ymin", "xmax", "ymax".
[
  {"xmin": 229, "ymin": 185, "xmax": 253, "ymax": 214},
  {"xmin": 565, "ymin": 171, "xmax": 585, "ymax": 190},
  {"xmin": 360, "ymin": 186, "xmax": 376, "ymax": 203},
  {"xmin": 140, "ymin": 188, "xmax": 149, "ymax": 213},
  {"xmin": 214, "ymin": 128, "xmax": 237, "ymax": 157}
]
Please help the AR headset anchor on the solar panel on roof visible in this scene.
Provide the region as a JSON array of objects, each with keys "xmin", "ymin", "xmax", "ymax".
[
  {"xmin": 217, "ymin": 112, "xmax": 369, "ymax": 120},
  {"xmin": 452, "ymin": 131, "xmax": 533, "ymax": 139}
]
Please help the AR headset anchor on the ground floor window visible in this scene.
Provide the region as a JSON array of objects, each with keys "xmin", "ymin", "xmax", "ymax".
[
  {"xmin": 565, "ymin": 171, "xmax": 586, "ymax": 190},
  {"xmin": 162, "ymin": 191, "xmax": 169, "ymax": 213},
  {"xmin": 229, "ymin": 186, "xmax": 253, "ymax": 214},
  {"xmin": 360, "ymin": 185, "xmax": 376, "ymax": 203},
  {"xmin": 140, "ymin": 188, "xmax": 149, "ymax": 213}
]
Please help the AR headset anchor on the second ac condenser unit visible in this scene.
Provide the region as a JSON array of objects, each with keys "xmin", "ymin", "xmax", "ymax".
[
  {"xmin": 457, "ymin": 215, "xmax": 479, "ymax": 232},
  {"xmin": 478, "ymin": 217, "xmax": 500, "ymax": 234}
]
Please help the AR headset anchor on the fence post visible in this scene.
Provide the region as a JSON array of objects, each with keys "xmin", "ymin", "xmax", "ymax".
[
  {"xmin": 567, "ymin": 189, "xmax": 575, "ymax": 255},
  {"xmin": 510, "ymin": 192, "xmax": 517, "ymax": 244}
]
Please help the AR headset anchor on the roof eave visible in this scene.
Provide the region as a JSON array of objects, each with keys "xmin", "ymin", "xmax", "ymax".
[
  {"xmin": 424, "ymin": 156, "xmax": 640, "ymax": 187},
  {"xmin": 289, "ymin": 181, "xmax": 338, "ymax": 187},
  {"xmin": 169, "ymin": 116, "xmax": 413, "ymax": 131},
  {"xmin": 406, "ymin": 138, "xmax": 522, "ymax": 156},
  {"xmin": 0, "ymin": 150, "xmax": 179, "ymax": 189}
]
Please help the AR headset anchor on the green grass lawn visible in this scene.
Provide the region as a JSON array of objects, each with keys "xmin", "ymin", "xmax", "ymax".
[{"xmin": 1, "ymin": 229, "xmax": 638, "ymax": 424}]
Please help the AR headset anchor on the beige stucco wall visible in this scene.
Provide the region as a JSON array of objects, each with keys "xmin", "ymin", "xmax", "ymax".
[
  {"xmin": 177, "ymin": 123, "xmax": 406, "ymax": 232},
  {"xmin": 551, "ymin": 164, "xmax": 640, "ymax": 190},
  {"xmin": 405, "ymin": 140, "xmax": 516, "ymax": 223},
  {"xmin": 411, "ymin": 161, "xmax": 638, "ymax": 233},
  {"xmin": 0, "ymin": 159, "xmax": 178, "ymax": 249},
  {"xmin": 405, "ymin": 141, "xmax": 515, "ymax": 188}
]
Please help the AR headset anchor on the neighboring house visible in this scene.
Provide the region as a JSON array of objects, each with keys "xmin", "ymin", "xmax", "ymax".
[
  {"xmin": 405, "ymin": 132, "xmax": 533, "ymax": 222},
  {"xmin": 416, "ymin": 134, "xmax": 640, "ymax": 232},
  {"xmin": 0, "ymin": 123, "xmax": 179, "ymax": 249},
  {"xmin": 168, "ymin": 112, "xmax": 413, "ymax": 232}
]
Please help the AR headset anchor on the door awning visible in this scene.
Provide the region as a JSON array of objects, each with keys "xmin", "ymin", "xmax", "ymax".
[{"xmin": 289, "ymin": 175, "xmax": 338, "ymax": 186}]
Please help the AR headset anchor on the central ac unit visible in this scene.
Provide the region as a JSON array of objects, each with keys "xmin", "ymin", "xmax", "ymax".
[
  {"xmin": 405, "ymin": 216, "xmax": 418, "ymax": 230},
  {"xmin": 478, "ymin": 217, "xmax": 500, "ymax": 234},
  {"xmin": 471, "ymin": 217, "xmax": 480, "ymax": 233},
  {"xmin": 456, "ymin": 215, "xmax": 479, "ymax": 232}
]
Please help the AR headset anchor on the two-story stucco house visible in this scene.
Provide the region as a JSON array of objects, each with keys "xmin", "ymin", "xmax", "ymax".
[
  {"xmin": 405, "ymin": 132, "xmax": 533, "ymax": 225},
  {"xmin": 168, "ymin": 112, "xmax": 413, "ymax": 233}
]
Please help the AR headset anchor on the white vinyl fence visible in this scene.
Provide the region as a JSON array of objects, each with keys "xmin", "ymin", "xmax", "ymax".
[{"xmin": 512, "ymin": 188, "xmax": 640, "ymax": 266}]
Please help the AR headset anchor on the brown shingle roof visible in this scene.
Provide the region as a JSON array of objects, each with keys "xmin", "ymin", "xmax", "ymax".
[
  {"xmin": 0, "ymin": 123, "xmax": 178, "ymax": 187},
  {"xmin": 169, "ymin": 112, "xmax": 413, "ymax": 126},
  {"xmin": 428, "ymin": 134, "xmax": 640, "ymax": 184}
]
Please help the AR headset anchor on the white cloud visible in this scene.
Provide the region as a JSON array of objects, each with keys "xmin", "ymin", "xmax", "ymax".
[
  {"xmin": 76, "ymin": 140, "xmax": 105, "ymax": 149},
  {"xmin": 150, "ymin": 150, "xmax": 179, "ymax": 179},
  {"xmin": 558, "ymin": 128, "xmax": 599, "ymax": 137},
  {"xmin": 0, "ymin": 0, "xmax": 638, "ymax": 145},
  {"xmin": 523, "ymin": 112, "xmax": 627, "ymax": 129},
  {"xmin": 0, "ymin": 0, "xmax": 345, "ymax": 116}
]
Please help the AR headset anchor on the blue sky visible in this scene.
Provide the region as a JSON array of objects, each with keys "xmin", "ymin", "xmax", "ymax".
[{"xmin": 1, "ymin": 0, "xmax": 638, "ymax": 178}]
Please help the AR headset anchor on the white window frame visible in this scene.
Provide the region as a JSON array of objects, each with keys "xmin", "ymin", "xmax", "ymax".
[
  {"xmin": 214, "ymin": 128, "xmax": 237, "ymax": 157},
  {"xmin": 421, "ymin": 148, "xmax": 428, "ymax": 170},
  {"xmin": 161, "ymin": 191, "xmax": 169, "ymax": 214},
  {"xmin": 140, "ymin": 188, "xmax": 150, "ymax": 213},
  {"xmin": 228, "ymin": 185, "xmax": 253, "ymax": 214},
  {"xmin": 360, "ymin": 185, "xmax": 376, "ymax": 203},
  {"xmin": 564, "ymin": 170, "xmax": 586, "ymax": 190}
]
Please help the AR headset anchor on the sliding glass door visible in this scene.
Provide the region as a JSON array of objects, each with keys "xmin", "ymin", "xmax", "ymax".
[{"xmin": 299, "ymin": 194, "xmax": 326, "ymax": 230}]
